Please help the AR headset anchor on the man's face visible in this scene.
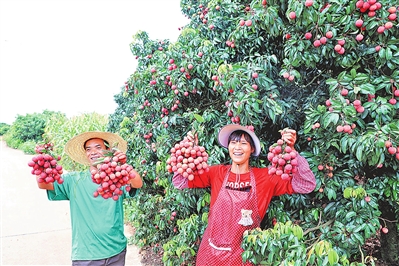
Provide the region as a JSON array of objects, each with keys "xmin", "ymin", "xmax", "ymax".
[{"xmin": 85, "ymin": 138, "xmax": 107, "ymax": 165}]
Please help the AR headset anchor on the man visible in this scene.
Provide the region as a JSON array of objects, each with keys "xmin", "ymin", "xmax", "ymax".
[{"xmin": 36, "ymin": 131, "xmax": 142, "ymax": 265}]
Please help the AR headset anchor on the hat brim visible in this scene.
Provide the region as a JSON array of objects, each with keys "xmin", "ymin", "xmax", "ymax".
[
  {"xmin": 218, "ymin": 124, "xmax": 261, "ymax": 156},
  {"xmin": 65, "ymin": 131, "xmax": 127, "ymax": 165}
]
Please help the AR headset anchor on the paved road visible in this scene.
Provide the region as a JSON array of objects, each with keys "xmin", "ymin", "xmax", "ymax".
[{"xmin": 0, "ymin": 141, "xmax": 142, "ymax": 265}]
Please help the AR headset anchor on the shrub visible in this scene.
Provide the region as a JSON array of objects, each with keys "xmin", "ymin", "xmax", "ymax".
[{"xmin": 0, "ymin": 123, "xmax": 10, "ymax": 136}]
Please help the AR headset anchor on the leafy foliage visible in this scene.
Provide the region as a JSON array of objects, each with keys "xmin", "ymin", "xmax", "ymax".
[
  {"xmin": 109, "ymin": 0, "xmax": 399, "ymax": 265},
  {"xmin": 3, "ymin": 110, "xmax": 63, "ymax": 149}
]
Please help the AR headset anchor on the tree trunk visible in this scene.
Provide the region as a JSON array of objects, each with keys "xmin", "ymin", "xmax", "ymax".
[{"xmin": 379, "ymin": 202, "xmax": 399, "ymax": 264}]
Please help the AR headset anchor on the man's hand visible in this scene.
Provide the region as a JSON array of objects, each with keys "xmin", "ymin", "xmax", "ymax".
[{"xmin": 113, "ymin": 150, "xmax": 127, "ymax": 164}]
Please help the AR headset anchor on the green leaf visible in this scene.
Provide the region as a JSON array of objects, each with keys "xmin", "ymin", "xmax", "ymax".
[
  {"xmin": 385, "ymin": 47, "xmax": 392, "ymax": 60},
  {"xmin": 344, "ymin": 187, "xmax": 353, "ymax": 198},
  {"xmin": 193, "ymin": 114, "xmax": 205, "ymax": 123},
  {"xmin": 350, "ymin": 68, "xmax": 357, "ymax": 79},
  {"xmin": 341, "ymin": 136, "xmax": 348, "ymax": 153},
  {"xmin": 352, "ymin": 232, "xmax": 365, "ymax": 244},
  {"xmin": 328, "ymin": 249, "xmax": 339, "ymax": 264},
  {"xmin": 359, "ymin": 83, "xmax": 376, "ymax": 94},
  {"xmin": 322, "ymin": 112, "xmax": 339, "ymax": 127},
  {"xmin": 355, "ymin": 145, "xmax": 363, "ymax": 161},
  {"xmin": 345, "ymin": 211, "xmax": 356, "ymax": 220},
  {"xmin": 261, "ymin": 242, "xmax": 268, "ymax": 255}
]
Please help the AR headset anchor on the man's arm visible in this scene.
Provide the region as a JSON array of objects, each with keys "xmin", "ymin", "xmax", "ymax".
[{"xmin": 128, "ymin": 169, "xmax": 143, "ymax": 189}]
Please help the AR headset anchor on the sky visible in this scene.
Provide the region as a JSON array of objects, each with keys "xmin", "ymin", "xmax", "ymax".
[{"xmin": 0, "ymin": 0, "xmax": 190, "ymax": 125}]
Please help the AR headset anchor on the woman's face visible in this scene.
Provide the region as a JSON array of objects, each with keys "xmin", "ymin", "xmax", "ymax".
[
  {"xmin": 85, "ymin": 138, "xmax": 107, "ymax": 165},
  {"xmin": 228, "ymin": 134, "xmax": 254, "ymax": 165}
]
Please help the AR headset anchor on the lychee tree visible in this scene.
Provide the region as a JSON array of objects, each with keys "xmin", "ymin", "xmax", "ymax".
[{"xmin": 108, "ymin": 0, "xmax": 399, "ymax": 265}]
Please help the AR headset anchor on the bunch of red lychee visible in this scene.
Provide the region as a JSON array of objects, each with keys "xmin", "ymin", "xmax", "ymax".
[
  {"xmin": 166, "ymin": 131, "xmax": 209, "ymax": 180},
  {"xmin": 267, "ymin": 139, "xmax": 298, "ymax": 180},
  {"xmin": 91, "ymin": 152, "xmax": 136, "ymax": 200},
  {"xmin": 28, "ymin": 143, "xmax": 64, "ymax": 184}
]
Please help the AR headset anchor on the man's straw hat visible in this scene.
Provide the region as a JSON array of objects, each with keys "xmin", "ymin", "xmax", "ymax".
[{"xmin": 65, "ymin": 131, "xmax": 127, "ymax": 165}]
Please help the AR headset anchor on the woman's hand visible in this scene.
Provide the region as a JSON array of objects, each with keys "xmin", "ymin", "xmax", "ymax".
[
  {"xmin": 281, "ymin": 128, "xmax": 297, "ymax": 149},
  {"xmin": 187, "ymin": 131, "xmax": 198, "ymax": 146}
]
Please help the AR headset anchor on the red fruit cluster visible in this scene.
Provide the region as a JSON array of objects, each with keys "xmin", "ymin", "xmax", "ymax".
[
  {"xmin": 353, "ymin": 99, "xmax": 365, "ymax": 113},
  {"xmin": 334, "ymin": 39, "xmax": 346, "ymax": 55},
  {"xmin": 226, "ymin": 39, "xmax": 236, "ymax": 48},
  {"xmin": 28, "ymin": 143, "xmax": 64, "ymax": 184},
  {"xmin": 143, "ymin": 132, "xmax": 153, "ymax": 143},
  {"xmin": 317, "ymin": 164, "xmax": 334, "ymax": 178},
  {"xmin": 139, "ymin": 99, "xmax": 151, "ymax": 110},
  {"xmin": 124, "ymin": 81, "xmax": 129, "ymax": 92},
  {"xmin": 390, "ymin": 86, "xmax": 399, "ymax": 105},
  {"xmin": 355, "ymin": 0, "xmax": 382, "ymax": 16},
  {"xmin": 91, "ymin": 154, "xmax": 136, "ymax": 201},
  {"xmin": 311, "ymin": 122, "xmax": 321, "ymax": 130},
  {"xmin": 336, "ymin": 123, "xmax": 356, "ymax": 134},
  {"xmin": 267, "ymin": 139, "xmax": 298, "ymax": 180},
  {"xmin": 385, "ymin": 140, "xmax": 399, "ymax": 160},
  {"xmin": 196, "ymin": 3, "xmax": 209, "ymax": 24},
  {"xmin": 166, "ymin": 131, "xmax": 209, "ymax": 180},
  {"xmin": 239, "ymin": 19, "xmax": 252, "ymax": 27},
  {"xmin": 282, "ymin": 71, "xmax": 295, "ymax": 81}
]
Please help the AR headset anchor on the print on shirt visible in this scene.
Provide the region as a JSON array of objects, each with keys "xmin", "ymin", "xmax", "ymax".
[{"xmin": 226, "ymin": 180, "xmax": 250, "ymax": 189}]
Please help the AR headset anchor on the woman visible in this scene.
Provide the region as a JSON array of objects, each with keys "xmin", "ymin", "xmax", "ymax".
[{"xmin": 172, "ymin": 124, "xmax": 316, "ymax": 266}]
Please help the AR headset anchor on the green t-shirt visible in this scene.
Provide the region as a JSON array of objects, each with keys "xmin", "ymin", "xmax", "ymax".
[{"xmin": 47, "ymin": 170, "xmax": 138, "ymax": 261}]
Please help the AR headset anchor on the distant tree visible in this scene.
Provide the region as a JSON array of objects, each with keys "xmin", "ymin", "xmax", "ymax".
[{"xmin": 0, "ymin": 122, "xmax": 11, "ymax": 136}]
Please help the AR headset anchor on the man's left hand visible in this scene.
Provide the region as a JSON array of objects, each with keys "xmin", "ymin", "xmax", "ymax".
[{"xmin": 113, "ymin": 150, "xmax": 127, "ymax": 164}]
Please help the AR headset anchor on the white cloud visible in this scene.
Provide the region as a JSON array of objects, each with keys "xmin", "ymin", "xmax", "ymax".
[{"xmin": 0, "ymin": 0, "xmax": 189, "ymax": 124}]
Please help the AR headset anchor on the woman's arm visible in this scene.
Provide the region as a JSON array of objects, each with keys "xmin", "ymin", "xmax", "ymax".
[{"xmin": 291, "ymin": 154, "xmax": 316, "ymax": 194}]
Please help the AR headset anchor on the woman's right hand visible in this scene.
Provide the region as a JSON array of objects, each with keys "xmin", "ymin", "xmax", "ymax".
[
  {"xmin": 187, "ymin": 131, "xmax": 198, "ymax": 146},
  {"xmin": 281, "ymin": 128, "xmax": 297, "ymax": 149}
]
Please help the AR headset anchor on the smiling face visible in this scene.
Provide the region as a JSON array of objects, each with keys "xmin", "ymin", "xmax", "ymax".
[
  {"xmin": 228, "ymin": 131, "xmax": 255, "ymax": 166},
  {"xmin": 84, "ymin": 138, "xmax": 108, "ymax": 166}
]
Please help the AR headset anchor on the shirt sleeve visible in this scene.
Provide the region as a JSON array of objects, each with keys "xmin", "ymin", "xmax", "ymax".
[
  {"xmin": 172, "ymin": 173, "xmax": 189, "ymax": 189},
  {"xmin": 172, "ymin": 165, "xmax": 221, "ymax": 189},
  {"xmin": 127, "ymin": 187, "xmax": 139, "ymax": 197},
  {"xmin": 47, "ymin": 172, "xmax": 73, "ymax": 201},
  {"xmin": 291, "ymin": 154, "xmax": 316, "ymax": 194}
]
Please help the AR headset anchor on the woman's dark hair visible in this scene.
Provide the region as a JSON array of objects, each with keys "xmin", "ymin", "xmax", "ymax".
[{"xmin": 228, "ymin": 130, "xmax": 255, "ymax": 154}]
